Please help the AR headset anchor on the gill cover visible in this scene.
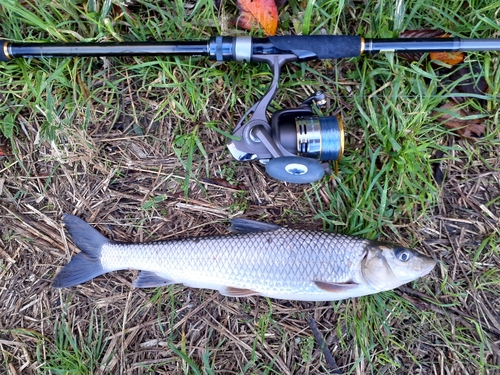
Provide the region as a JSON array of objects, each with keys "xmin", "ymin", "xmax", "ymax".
[{"xmin": 361, "ymin": 245, "xmax": 398, "ymax": 291}]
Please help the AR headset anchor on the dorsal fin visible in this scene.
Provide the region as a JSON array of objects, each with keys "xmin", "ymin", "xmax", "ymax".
[{"xmin": 229, "ymin": 218, "xmax": 282, "ymax": 233}]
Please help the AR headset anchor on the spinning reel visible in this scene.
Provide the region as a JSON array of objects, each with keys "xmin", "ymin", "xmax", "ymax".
[{"xmin": 227, "ymin": 55, "xmax": 344, "ymax": 184}]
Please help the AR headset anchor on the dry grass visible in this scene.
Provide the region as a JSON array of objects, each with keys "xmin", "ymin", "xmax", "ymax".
[{"xmin": 1, "ymin": 0, "xmax": 500, "ymax": 374}]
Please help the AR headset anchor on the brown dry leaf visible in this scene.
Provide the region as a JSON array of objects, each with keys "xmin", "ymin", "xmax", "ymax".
[
  {"xmin": 399, "ymin": 29, "xmax": 445, "ymax": 62},
  {"xmin": 446, "ymin": 64, "xmax": 489, "ymax": 99},
  {"xmin": 433, "ymin": 101, "xmax": 485, "ymax": 138},
  {"xmin": 236, "ymin": 0, "xmax": 278, "ymax": 35},
  {"xmin": 399, "ymin": 30, "xmax": 464, "ymax": 65}
]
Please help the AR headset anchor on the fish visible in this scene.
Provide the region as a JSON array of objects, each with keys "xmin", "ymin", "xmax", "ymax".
[{"xmin": 52, "ymin": 214, "xmax": 436, "ymax": 301}]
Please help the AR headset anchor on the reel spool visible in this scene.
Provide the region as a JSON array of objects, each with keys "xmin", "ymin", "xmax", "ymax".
[
  {"xmin": 265, "ymin": 111, "xmax": 344, "ymax": 183},
  {"xmin": 271, "ymin": 108, "xmax": 344, "ymax": 162}
]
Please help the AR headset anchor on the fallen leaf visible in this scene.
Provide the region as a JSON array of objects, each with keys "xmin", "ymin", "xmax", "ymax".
[
  {"xmin": 236, "ymin": 0, "xmax": 278, "ymax": 35},
  {"xmin": 433, "ymin": 102, "xmax": 485, "ymax": 138},
  {"xmin": 429, "ymin": 34, "xmax": 464, "ymax": 66},
  {"xmin": 399, "ymin": 29, "xmax": 445, "ymax": 63},
  {"xmin": 444, "ymin": 64, "xmax": 489, "ymax": 101},
  {"xmin": 429, "ymin": 51, "xmax": 464, "ymax": 66},
  {"xmin": 399, "ymin": 30, "xmax": 464, "ymax": 65}
]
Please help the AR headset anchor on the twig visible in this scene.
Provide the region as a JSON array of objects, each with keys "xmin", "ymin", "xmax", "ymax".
[{"xmin": 308, "ymin": 317, "xmax": 341, "ymax": 374}]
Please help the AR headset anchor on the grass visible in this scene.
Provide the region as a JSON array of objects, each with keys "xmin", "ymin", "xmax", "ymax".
[
  {"xmin": 1, "ymin": 0, "xmax": 500, "ymax": 374},
  {"xmin": 38, "ymin": 312, "xmax": 109, "ymax": 375}
]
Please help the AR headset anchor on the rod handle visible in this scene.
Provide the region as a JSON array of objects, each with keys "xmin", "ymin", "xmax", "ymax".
[{"xmin": 268, "ymin": 35, "xmax": 362, "ymax": 60}]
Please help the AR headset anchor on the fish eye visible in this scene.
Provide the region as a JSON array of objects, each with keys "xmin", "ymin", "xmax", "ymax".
[{"xmin": 394, "ymin": 248, "xmax": 411, "ymax": 262}]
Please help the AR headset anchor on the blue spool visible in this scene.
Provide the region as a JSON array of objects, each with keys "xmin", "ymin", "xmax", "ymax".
[{"xmin": 295, "ymin": 116, "xmax": 344, "ymax": 161}]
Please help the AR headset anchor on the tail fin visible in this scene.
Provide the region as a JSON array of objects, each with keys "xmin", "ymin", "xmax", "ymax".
[{"xmin": 52, "ymin": 214, "xmax": 111, "ymax": 288}]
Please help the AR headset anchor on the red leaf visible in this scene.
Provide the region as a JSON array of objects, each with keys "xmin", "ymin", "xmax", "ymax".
[{"xmin": 236, "ymin": 0, "xmax": 278, "ymax": 35}]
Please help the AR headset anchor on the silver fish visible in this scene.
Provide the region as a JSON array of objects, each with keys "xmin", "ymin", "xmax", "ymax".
[{"xmin": 52, "ymin": 214, "xmax": 436, "ymax": 301}]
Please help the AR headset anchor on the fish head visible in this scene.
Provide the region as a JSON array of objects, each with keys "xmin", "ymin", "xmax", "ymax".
[{"xmin": 361, "ymin": 243, "xmax": 436, "ymax": 291}]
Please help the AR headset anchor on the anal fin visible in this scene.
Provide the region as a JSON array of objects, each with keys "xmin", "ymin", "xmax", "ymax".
[
  {"xmin": 133, "ymin": 271, "xmax": 174, "ymax": 288},
  {"xmin": 314, "ymin": 280, "xmax": 359, "ymax": 293},
  {"xmin": 220, "ymin": 286, "xmax": 260, "ymax": 297}
]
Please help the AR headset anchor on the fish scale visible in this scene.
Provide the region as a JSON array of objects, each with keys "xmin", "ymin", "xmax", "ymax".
[{"xmin": 52, "ymin": 214, "xmax": 436, "ymax": 301}]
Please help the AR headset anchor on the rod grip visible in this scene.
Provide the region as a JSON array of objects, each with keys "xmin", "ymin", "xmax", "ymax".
[
  {"xmin": 268, "ymin": 35, "xmax": 362, "ymax": 60},
  {"xmin": 0, "ymin": 41, "xmax": 11, "ymax": 61}
]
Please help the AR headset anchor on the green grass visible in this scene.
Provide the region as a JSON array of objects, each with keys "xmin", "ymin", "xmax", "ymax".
[
  {"xmin": 35, "ymin": 312, "xmax": 109, "ymax": 375},
  {"xmin": 1, "ymin": 0, "xmax": 500, "ymax": 374}
]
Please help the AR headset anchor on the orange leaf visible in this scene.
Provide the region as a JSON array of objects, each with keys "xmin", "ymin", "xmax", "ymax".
[
  {"xmin": 430, "ymin": 51, "xmax": 464, "ymax": 65},
  {"xmin": 236, "ymin": 0, "xmax": 278, "ymax": 36},
  {"xmin": 430, "ymin": 34, "xmax": 465, "ymax": 65}
]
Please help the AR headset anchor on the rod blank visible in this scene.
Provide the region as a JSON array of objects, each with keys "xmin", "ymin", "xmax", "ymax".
[
  {"xmin": 2, "ymin": 41, "xmax": 210, "ymax": 60},
  {"xmin": 364, "ymin": 37, "xmax": 500, "ymax": 54}
]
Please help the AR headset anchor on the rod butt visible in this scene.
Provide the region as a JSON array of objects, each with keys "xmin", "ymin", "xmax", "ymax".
[{"xmin": 1, "ymin": 41, "xmax": 12, "ymax": 61}]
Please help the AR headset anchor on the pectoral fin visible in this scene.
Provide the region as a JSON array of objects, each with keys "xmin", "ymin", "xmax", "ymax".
[
  {"xmin": 220, "ymin": 286, "xmax": 260, "ymax": 297},
  {"xmin": 133, "ymin": 271, "xmax": 174, "ymax": 288},
  {"xmin": 314, "ymin": 280, "xmax": 359, "ymax": 293}
]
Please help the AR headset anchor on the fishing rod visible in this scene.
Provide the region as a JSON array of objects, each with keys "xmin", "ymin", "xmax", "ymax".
[{"xmin": 2, "ymin": 35, "xmax": 500, "ymax": 183}]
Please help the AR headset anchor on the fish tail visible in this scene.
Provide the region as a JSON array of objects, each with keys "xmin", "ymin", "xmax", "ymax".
[{"xmin": 52, "ymin": 214, "xmax": 111, "ymax": 288}]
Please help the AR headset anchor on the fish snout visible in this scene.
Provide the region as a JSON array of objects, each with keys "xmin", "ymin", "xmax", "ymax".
[{"xmin": 418, "ymin": 256, "xmax": 437, "ymax": 276}]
